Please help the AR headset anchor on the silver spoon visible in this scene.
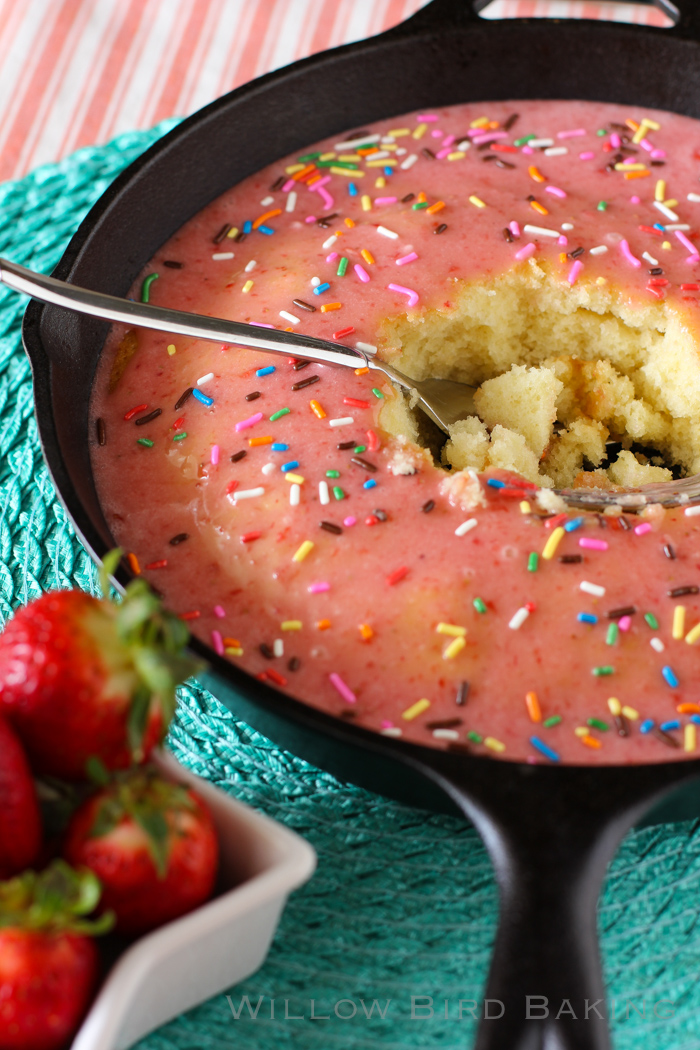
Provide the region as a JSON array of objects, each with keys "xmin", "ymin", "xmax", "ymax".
[{"xmin": 0, "ymin": 257, "xmax": 475, "ymax": 434}]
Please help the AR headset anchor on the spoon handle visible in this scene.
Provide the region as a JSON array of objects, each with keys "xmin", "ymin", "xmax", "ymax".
[{"xmin": 0, "ymin": 257, "xmax": 368, "ymax": 371}]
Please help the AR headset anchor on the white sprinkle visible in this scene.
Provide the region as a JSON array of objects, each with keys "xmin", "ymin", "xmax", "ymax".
[
  {"xmin": 400, "ymin": 153, "xmax": 418, "ymax": 170},
  {"xmin": 688, "ymin": 193, "xmax": 700, "ymax": 203},
  {"xmin": 653, "ymin": 200, "xmax": 679, "ymax": 222},
  {"xmin": 311, "ymin": 276, "xmax": 321, "ymax": 287},
  {"xmin": 366, "ymin": 150, "xmax": 390, "ymax": 161},
  {"xmin": 665, "ymin": 224, "xmax": 691, "ymax": 231},
  {"xmin": 642, "ymin": 251, "xmax": 659, "ymax": 266},
  {"xmin": 544, "ymin": 146, "xmax": 568, "ymax": 156},
  {"xmin": 528, "ymin": 138, "xmax": 554, "ymax": 148},
  {"xmin": 329, "ymin": 416, "xmax": 354, "ymax": 427},
  {"xmin": 395, "ymin": 147, "xmax": 407, "ymax": 156},
  {"xmin": 508, "ymin": 607, "xmax": 530, "ymax": 630},
  {"xmin": 273, "ymin": 638, "xmax": 284, "ymax": 657},
  {"xmin": 561, "ymin": 222, "xmax": 574, "ymax": 231},
  {"xmin": 523, "ymin": 224, "xmax": 560, "ymax": 238},
  {"xmin": 290, "ymin": 483, "xmax": 301, "ymax": 507},
  {"xmin": 319, "ymin": 481, "xmax": 330, "ymax": 505},
  {"xmin": 455, "ymin": 518, "xmax": 477, "ymax": 537},
  {"xmin": 245, "ymin": 259, "xmax": 257, "ymax": 272},
  {"xmin": 260, "ymin": 195, "xmax": 274, "ymax": 206},
  {"xmin": 651, "ymin": 637, "xmax": 665, "ymax": 653},
  {"xmin": 356, "ymin": 341, "xmax": 377, "ymax": 355},
  {"xmin": 261, "ymin": 462, "xmax": 276, "ymax": 476},
  {"xmin": 456, "ymin": 140, "xmax": 471, "ymax": 151},
  {"xmin": 322, "ymin": 233, "xmax": 338, "ymax": 250},
  {"xmin": 589, "ymin": 245, "xmax": 608, "ymax": 256},
  {"xmin": 377, "ymin": 225, "xmax": 399, "ymax": 239},
  {"xmin": 334, "ymin": 133, "xmax": 381, "ymax": 150},
  {"xmin": 232, "ymin": 487, "xmax": 265, "ymax": 501},
  {"xmin": 212, "ymin": 251, "xmax": 234, "ymax": 260},
  {"xmin": 684, "ymin": 505, "xmax": 700, "ymax": 517},
  {"xmin": 381, "ymin": 135, "xmax": 396, "ymax": 144},
  {"xmin": 380, "ymin": 726, "xmax": 403, "ymax": 737},
  {"xmin": 197, "ymin": 371, "xmax": 214, "ymax": 385},
  {"xmin": 279, "ymin": 310, "xmax": 301, "ymax": 325},
  {"xmin": 285, "ymin": 191, "xmax": 297, "ymax": 213},
  {"xmin": 432, "ymin": 729, "xmax": 460, "ymax": 741},
  {"xmin": 580, "ymin": 580, "xmax": 606, "ymax": 597}
]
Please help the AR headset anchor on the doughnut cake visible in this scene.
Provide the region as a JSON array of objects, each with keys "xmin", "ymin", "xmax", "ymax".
[{"xmin": 91, "ymin": 99, "xmax": 700, "ymax": 765}]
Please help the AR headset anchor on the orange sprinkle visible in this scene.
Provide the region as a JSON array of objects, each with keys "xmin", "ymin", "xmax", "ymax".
[
  {"xmin": 248, "ymin": 435, "xmax": 273, "ymax": 446},
  {"xmin": 581, "ymin": 735, "xmax": 602, "ymax": 749},
  {"xmin": 525, "ymin": 691, "xmax": 542, "ymax": 723},
  {"xmin": 316, "ymin": 619, "xmax": 332, "ymax": 630},
  {"xmin": 179, "ymin": 610, "xmax": 201, "ymax": 621},
  {"xmin": 426, "ymin": 200, "xmax": 445, "ymax": 214},
  {"xmin": 344, "ymin": 217, "xmax": 355, "ymax": 227},
  {"xmin": 361, "ymin": 249, "xmax": 375, "ymax": 265},
  {"xmin": 309, "ymin": 399, "xmax": 326, "ymax": 419},
  {"xmin": 559, "ymin": 252, "xmax": 567, "ymax": 263},
  {"xmin": 677, "ymin": 703, "xmax": 700, "ymax": 714},
  {"xmin": 253, "ymin": 211, "xmax": 281, "ymax": 228},
  {"xmin": 528, "ymin": 165, "xmax": 546, "ymax": 183},
  {"xmin": 320, "ymin": 302, "xmax": 342, "ymax": 312},
  {"xmin": 223, "ymin": 637, "xmax": 241, "ymax": 647},
  {"xmin": 127, "ymin": 552, "xmax": 141, "ymax": 575},
  {"xmin": 530, "ymin": 200, "xmax": 549, "ymax": 215},
  {"xmin": 417, "ymin": 190, "xmax": 427, "ymax": 203},
  {"xmin": 359, "ymin": 623, "xmax": 374, "ymax": 641},
  {"xmin": 354, "ymin": 367, "xmax": 369, "ymax": 375},
  {"xmin": 625, "ymin": 118, "xmax": 640, "ymax": 131},
  {"xmin": 357, "ymin": 147, "xmax": 378, "ymax": 155},
  {"xmin": 292, "ymin": 164, "xmax": 316, "ymax": 181},
  {"xmin": 624, "ymin": 170, "xmax": 651, "ymax": 179}
]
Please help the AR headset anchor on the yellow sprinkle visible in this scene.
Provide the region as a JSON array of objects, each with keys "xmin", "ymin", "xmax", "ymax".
[
  {"xmin": 248, "ymin": 435, "xmax": 273, "ymax": 446},
  {"xmin": 281, "ymin": 620, "xmax": 302, "ymax": 631},
  {"xmin": 309, "ymin": 399, "xmax": 326, "ymax": 419},
  {"xmin": 655, "ymin": 179, "xmax": 666, "ymax": 202},
  {"xmin": 662, "ymin": 240, "xmax": 672, "ymax": 250},
  {"xmin": 285, "ymin": 473, "xmax": 305, "ymax": 485},
  {"xmin": 320, "ymin": 151, "xmax": 337, "ymax": 160},
  {"xmin": 285, "ymin": 163, "xmax": 305, "ymax": 174},
  {"xmin": 614, "ymin": 163, "xmax": 646, "ymax": 171},
  {"xmin": 621, "ymin": 705, "xmax": 639, "ymax": 721},
  {"xmin": 664, "ymin": 198, "xmax": 678, "ymax": 208},
  {"xmin": 320, "ymin": 302, "xmax": 342, "ymax": 312},
  {"xmin": 632, "ymin": 123, "xmax": 647, "ymax": 144},
  {"xmin": 520, "ymin": 500, "xmax": 531, "ymax": 514},
  {"xmin": 388, "ymin": 128, "xmax": 410, "ymax": 137},
  {"xmin": 581, "ymin": 735, "xmax": 602, "ymax": 749},
  {"xmin": 575, "ymin": 727, "xmax": 589, "ymax": 738},
  {"xmin": 484, "ymin": 736, "xmax": 505, "ymax": 753},
  {"xmin": 344, "ymin": 217, "xmax": 355, "ymax": 227},
  {"xmin": 470, "ymin": 116, "xmax": 489, "ymax": 128},
  {"xmin": 316, "ymin": 619, "xmax": 331, "ymax": 630},
  {"xmin": 443, "ymin": 637, "xmax": 466, "ymax": 660},
  {"xmin": 359, "ymin": 623, "xmax": 373, "ymax": 641},
  {"xmin": 226, "ymin": 226, "xmax": 239, "ymax": 239},
  {"xmin": 685, "ymin": 622, "xmax": 700, "ymax": 645},
  {"xmin": 528, "ymin": 165, "xmax": 546, "ymax": 183},
  {"xmin": 330, "ymin": 166, "xmax": 362, "ymax": 178},
  {"xmin": 167, "ymin": 343, "xmax": 176, "ymax": 355},
  {"xmin": 292, "ymin": 540, "xmax": 314, "ymax": 563},
  {"xmin": 361, "ymin": 249, "xmax": 375, "ymax": 265},
  {"xmin": 525, "ymin": 691, "xmax": 542, "ymax": 723},
  {"xmin": 402, "ymin": 698, "xmax": 431, "ymax": 721},
  {"xmin": 361, "ymin": 194, "xmax": 372, "ymax": 211},
  {"xmin": 685, "ymin": 723, "xmax": 697, "ymax": 752},
  {"xmin": 607, "ymin": 697, "xmax": 622, "ymax": 716},
  {"xmin": 436, "ymin": 622, "xmax": 467, "ymax": 637},
  {"xmin": 446, "ymin": 152, "xmax": 466, "ymax": 161},
  {"xmin": 542, "ymin": 526, "xmax": 565, "ymax": 560},
  {"xmin": 596, "ymin": 276, "xmax": 607, "ymax": 285},
  {"xmin": 530, "ymin": 200, "xmax": 549, "ymax": 215},
  {"xmin": 225, "ymin": 647, "xmax": 244, "ymax": 657},
  {"xmin": 366, "ymin": 159, "xmax": 396, "ymax": 168},
  {"xmin": 354, "ymin": 367, "xmax": 369, "ymax": 376},
  {"xmin": 644, "ymin": 117, "xmax": 660, "ymax": 130},
  {"xmin": 469, "ymin": 195, "xmax": 486, "ymax": 209},
  {"xmin": 242, "ymin": 280, "xmax": 254, "ymax": 293},
  {"xmin": 127, "ymin": 552, "xmax": 141, "ymax": 575},
  {"xmin": 673, "ymin": 605, "xmax": 686, "ymax": 640},
  {"xmin": 426, "ymin": 200, "xmax": 445, "ymax": 214},
  {"xmin": 374, "ymin": 177, "xmax": 386, "ymax": 188},
  {"xmin": 413, "ymin": 123, "xmax": 428, "ymax": 139}
]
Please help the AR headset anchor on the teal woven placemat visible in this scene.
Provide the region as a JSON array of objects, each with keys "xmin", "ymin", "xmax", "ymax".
[{"xmin": 2, "ymin": 124, "xmax": 700, "ymax": 1050}]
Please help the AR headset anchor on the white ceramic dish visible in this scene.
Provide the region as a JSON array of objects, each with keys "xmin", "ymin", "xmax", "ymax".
[{"xmin": 71, "ymin": 750, "xmax": 317, "ymax": 1050}]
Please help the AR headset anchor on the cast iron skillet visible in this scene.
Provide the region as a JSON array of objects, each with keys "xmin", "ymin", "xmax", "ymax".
[{"xmin": 19, "ymin": 1, "xmax": 700, "ymax": 1046}]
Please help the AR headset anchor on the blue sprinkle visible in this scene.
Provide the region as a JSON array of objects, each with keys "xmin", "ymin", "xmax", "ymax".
[
  {"xmin": 192, "ymin": 388, "xmax": 213, "ymax": 406},
  {"xmin": 363, "ymin": 479, "xmax": 377, "ymax": 490},
  {"xmin": 258, "ymin": 224, "xmax": 274, "ymax": 235},
  {"xmin": 662, "ymin": 665, "xmax": 679, "ymax": 688},
  {"xmin": 348, "ymin": 182, "xmax": 358, "ymax": 196},
  {"xmin": 530, "ymin": 736, "xmax": 560, "ymax": 763},
  {"xmin": 640, "ymin": 719, "xmax": 655, "ymax": 734},
  {"xmin": 256, "ymin": 365, "xmax": 276, "ymax": 377},
  {"xmin": 487, "ymin": 479, "xmax": 505, "ymax": 489},
  {"xmin": 313, "ymin": 282, "xmax": 331, "ymax": 295},
  {"xmin": 243, "ymin": 220, "xmax": 252, "ymax": 234},
  {"xmin": 653, "ymin": 222, "xmax": 665, "ymax": 232},
  {"xmin": 383, "ymin": 166, "xmax": 393, "ymax": 176},
  {"xmin": 660, "ymin": 720, "xmax": 681, "ymax": 732},
  {"xmin": 692, "ymin": 715, "xmax": 700, "ymax": 727},
  {"xmin": 577, "ymin": 612, "xmax": 598, "ymax": 625},
  {"xmin": 271, "ymin": 443, "xmax": 289, "ymax": 452},
  {"xmin": 281, "ymin": 460, "xmax": 299, "ymax": 473},
  {"xmin": 564, "ymin": 517, "xmax": 584, "ymax": 533}
]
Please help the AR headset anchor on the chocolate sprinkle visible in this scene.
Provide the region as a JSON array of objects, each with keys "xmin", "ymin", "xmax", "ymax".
[
  {"xmin": 614, "ymin": 714, "xmax": 629, "ymax": 738},
  {"xmin": 422, "ymin": 148, "xmax": 436, "ymax": 159},
  {"xmin": 503, "ymin": 227, "xmax": 514, "ymax": 243},
  {"xmin": 174, "ymin": 387, "xmax": 194, "ymax": 410},
  {"xmin": 568, "ymin": 246, "xmax": 585, "ymax": 260},
  {"xmin": 447, "ymin": 742, "xmax": 472, "ymax": 754},
  {"xmin": 293, "ymin": 299, "xmax": 316, "ymax": 312},
  {"xmin": 163, "ymin": 260, "xmax": 183, "ymax": 269},
  {"xmin": 245, "ymin": 391, "xmax": 262, "ymax": 401},
  {"xmin": 496, "ymin": 159, "xmax": 516, "ymax": 169},
  {"xmin": 96, "ymin": 417, "xmax": 106, "ymax": 445},
  {"xmin": 422, "ymin": 499, "xmax": 435, "ymax": 513},
  {"xmin": 337, "ymin": 440, "xmax": 356, "ymax": 450},
  {"xmin": 664, "ymin": 543, "xmax": 676, "ymax": 560},
  {"xmin": 234, "ymin": 231, "xmax": 247, "ymax": 243},
  {"xmin": 213, "ymin": 223, "xmax": 231, "ymax": 244},
  {"xmin": 401, "ymin": 193, "xmax": 415, "ymax": 203},
  {"xmin": 652, "ymin": 726, "xmax": 680, "ymax": 748},
  {"xmin": 617, "ymin": 515, "xmax": 631, "ymax": 530},
  {"xmin": 319, "ymin": 521, "xmax": 342, "ymax": 535},
  {"xmin": 259, "ymin": 643, "xmax": 274, "ymax": 660},
  {"xmin": 456, "ymin": 681, "xmax": 470, "ymax": 706},
  {"xmin": 649, "ymin": 267, "xmax": 664, "ymax": 276},
  {"xmin": 231, "ymin": 450, "xmax": 247, "ymax": 462},
  {"xmin": 503, "ymin": 112, "xmax": 520, "ymax": 131},
  {"xmin": 668, "ymin": 585, "xmax": 699, "ymax": 597},
  {"xmin": 134, "ymin": 408, "xmax": 162, "ymax": 425},
  {"xmin": 169, "ymin": 533, "xmax": 189, "ymax": 545},
  {"xmin": 351, "ymin": 456, "xmax": 376, "ymax": 472},
  {"xmin": 559, "ymin": 554, "xmax": 583, "ymax": 564},
  {"xmin": 607, "ymin": 605, "xmax": 637, "ymax": 619},
  {"xmin": 291, "ymin": 374, "xmax": 320, "ymax": 391},
  {"xmin": 293, "ymin": 360, "xmax": 311, "ymax": 370},
  {"xmin": 426, "ymin": 718, "xmax": 463, "ymax": 730},
  {"xmin": 434, "ymin": 223, "xmax": 448, "ymax": 235},
  {"xmin": 317, "ymin": 213, "xmax": 338, "ymax": 225},
  {"xmin": 373, "ymin": 509, "xmax": 388, "ymax": 522},
  {"xmin": 288, "ymin": 656, "xmax": 301, "ymax": 671},
  {"xmin": 482, "ymin": 155, "xmax": 497, "ymax": 162},
  {"xmin": 270, "ymin": 176, "xmax": 285, "ymax": 191}
]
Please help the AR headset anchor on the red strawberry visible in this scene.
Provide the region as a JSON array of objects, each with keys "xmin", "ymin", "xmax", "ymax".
[
  {"xmin": 63, "ymin": 767, "xmax": 219, "ymax": 936},
  {"xmin": 0, "ymin": 550, "xmax": 203, "ymax": 780},
  {"xmin": 0, "ymin": 860, "xmax": 112, "ymax": 1050},
  {"xmin": 0, "ymin": 716, "xmax": 41, "ymax": 879}
]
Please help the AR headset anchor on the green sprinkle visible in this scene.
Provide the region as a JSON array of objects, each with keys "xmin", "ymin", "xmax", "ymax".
[
  {"xmin": 606, "ymin": 623, "xmax": 619, "ymax": 646},
  {"xmin": 137, "ymin": 437, "xmax": 154, "ymax": 447},
  {"xmin": 354, "ymin": 445, "xmax": 366, "ymax": 454},
  {"xmin": 297, "ymin": 152, "xmax": 322, "ymax": 161},
  {"xmin": 592, "ymin": 666, "xmax": 615, "ymax": 677},
  {"xmin": 587, "ymin": 717, "xmax": 609, "ymax": 732},
  {"xmin": 473, "ymin": 597, "xmax": 487, "ymax": 614},
  {"xmin": 269, "ymin": 408, "xmax": 290, "ymax": 422},
  {"xmin": 597, "ymin": 200, "xmax": 608, "ymax": 212},
  {"xmin": 597, "ymin": 128, "xmax": 607, "ymax": 136},
  {"xmin": 140, "ymin": 273, "xmax": 159, "ymax": 303},
  {"xmin": 372, "ymin": 388, "xmax": 384, "ymax": 399},
  {"xmin": 543, "ymin": 716, "xmax": 562, "ymax": 728},
  {"xmin": 315, "ymin": 160, "xmax": 358, "ymax": 169},
  {"xmin": 467, "ymin": 730, "xmax": 483, "ymax": 744},
  {"xmin": 332, "ymin": 486, "xmax": 345, "ymax": 501},
  {"xmin": 514, "ymin": 134, "xmax": 536, "ymax": 146},
  {"xmin": 326, "ymin": 469, "xmax": 340, "ymax": 479},
  {"xmin": 412, "ymin": 201, "xmax": 430, "ymax": 210},
  {"xmin": 337, "ymin": 257, "xmax": 348, "ymax": 277},
  {"xmin": 172, "ymin": 432, "xmax": 187, "ymax": 442},
  {"xmin": 527, "ymin": 552, "xmax": 539, "ymax": 573},
  {"xmin": 645, "ymin": 612, "xmax": 659, "ymax": 629}
]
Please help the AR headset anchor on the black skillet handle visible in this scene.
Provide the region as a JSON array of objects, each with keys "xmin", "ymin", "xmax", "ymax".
[{"xmin": 412, "ymin": 752, "xmax": 700, "ymax": 1050}]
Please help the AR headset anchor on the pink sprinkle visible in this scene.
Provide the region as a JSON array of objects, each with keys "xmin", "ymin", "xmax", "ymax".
[
  {"xmin": 509, "ymin": 221, "xmax": 520, "ymax": 238},
  {"xmin": 546, "ymin": 185, "xmax": 567, "ymax": 199},
  {"xmin": 686, "ymin": 255, "xmax": 700, "ymax": 266},
  {"xmin": 343, "ymin": 516, "xmax": 356, "ymax": 527},
  {"xmin": 473, "ymin": 131, "xmax": 507, "ymax": 146},
  {"xmin": 620, "ymin": 240, "xmax": 641, "ymax": 268},
  {"xmin": 442, "ymin": 134, "xmax": 455, "ymax": 147},
  {"xmin": 579, "ymin": 151, "xmax": 595, "ymax": 161},
  {"xmin": 317, "ymin": 187, "xmax": 334, "ymax": 210},
  {"xmin": 381, "ymin": 720, "xmax": 394, "ymax": 729},
  {"xmin": 211, "ymin": 630, "xmax": 224, "ymax": 656},
  {"xmin": 396, "ymin": 252, "xmax": 418, "ymax": 266},
  {"xmin": 579, "ymin": 537, "xmax": 609, "ymax": 551},
  {"xmin": 235, "ymin": 411, "xmax": 263, "ymax": 432},
  {"xmin": 282, "ymin": 178, "xmax": 295, "ymax": 192},
  {"xmin": 387, "ymin": 282, "xmax": 419, "ymax": 307},
  {"xmin": 634, "ymin": 522, "xmax": 652, "ymax": 536},
  {"xmin": 249, "ymin": 322, "xmax": 275, "ymax": 329},
  {"xmin": 651, "ymin": 149, "xmax": 666, "ymax": 160},
  {"xmin": 618, "ymin": 616, "xmax": 632, "ymax": 632},
  {"xmin": 210, "ymin": 444, "xmax": 219, "ymax": 465},
  {"xmin": 558, "ymin": 235, "xmax": 568, "ymax": 246},
  {"xmin": 558, "ymin": 128, "xmax": 586, "ymax": 138},
  {"xmin": 610, "ymin": 133, "xmax": 621, "ymax": 148},
  {"xmin": 214, "ymin": 605, "xmax": 226, "ymax": 618},
  {"xmin": 522, "ymin": 145, "xmax": 534, "ymax": 155},
  {"xmin": 431, "ymin": 129, "xmax": 443, "ymax": 138},
  {"xmin": 305, "ymin": 215, "xmax": 316, "ymax": 224},
  {"xmin": 515, "ymin": 242, "xmax": 536, "ymax": 261},
  {"xmin": 417, "ymin": 113, "xmax": 438, "ymax": 121},
  {"xmin": 623, "ymin": 156, "xmax": 638, "ymax": 165},
  {"xmin": 568, "ymin": 260, "xmax": 583, "ymax": 285},
  {"xmin": 676, "ymin": 230, "xmax": 697, "ymax": 254},
  {"xmin": 630, "ymin": 195, "xmax": 641, "ymax": 204},
  {"xmin": 308, "ymin": 581, "xmax": 330, "ymax": 594},
  {"xmin": 329, "ymin": 672, "xmax": 356, "ymax": 703},
  {"xmin": 374, "ymin": 196, "xmax": 397, "ymax": 205},
  {"xmin": 436, "ymin": 148, "xmax": 452, "ymax": 159},
  {"xmin": 639, "ymin": 138, "xmax": 653, "ymax": 152},
  {"xmin": 354, "ymin": 263, "xmax": 370, "ymax": 282},
  {"xmin": 326, "ymin": 251, "xmax": 338, "ymax": 263},
  {"xmin": 309, "ymin": 174, "xmax": 332, "ymax": 189}
]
